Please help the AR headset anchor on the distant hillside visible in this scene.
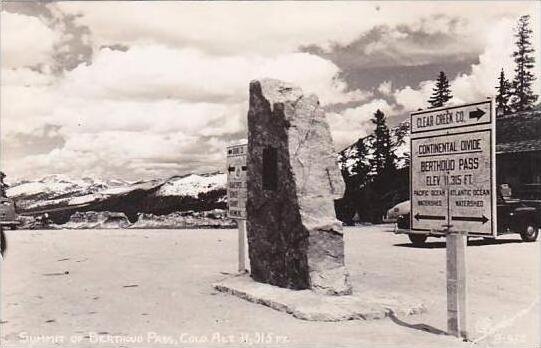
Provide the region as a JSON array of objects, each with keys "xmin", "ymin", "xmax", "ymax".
[
  {"xmin": 339, "ymin": 119, "xmax": 410, "ymax": 175},
  {"xmin": 7, "ymin": 172, "xmax": 227, "ymax": 224},
  {"xmin": 336, "ymin": 120, "xmax": 411, "ymax": 223}
]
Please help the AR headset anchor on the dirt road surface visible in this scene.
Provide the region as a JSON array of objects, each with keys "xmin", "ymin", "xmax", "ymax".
[{"xmin": 1, "ymin": 226, "xmax": 539, "ymax": 347}]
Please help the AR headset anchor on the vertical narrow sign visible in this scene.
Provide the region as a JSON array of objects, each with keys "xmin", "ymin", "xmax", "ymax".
[{"xmin": 226, "ymin": 144, "xmax": 249, "ymax": 273}]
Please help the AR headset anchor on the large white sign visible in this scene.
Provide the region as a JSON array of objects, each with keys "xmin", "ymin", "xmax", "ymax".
[
  {"xmin": 226, "ymin": 144, "xmax": 247, "ymax": 220},
  {"xmin": 410, "ymin": 100, "xmax": 496, "ymax": 236}
]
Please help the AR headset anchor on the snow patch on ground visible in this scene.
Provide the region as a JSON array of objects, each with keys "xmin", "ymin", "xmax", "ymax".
[
  {"xmin": 54, "ymin": 211, "xmax": 131, "ymax": 229},
  {"xmin": 131, "ymin": 210, "xmax": 234, "ymax": 229}
]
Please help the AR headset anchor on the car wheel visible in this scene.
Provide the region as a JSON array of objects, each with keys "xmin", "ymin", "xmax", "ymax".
[
  {"xmin": 520, "ymin": 222, "xmax": 539, "ymax": 242},
  {"xmin": 408, "ymin": 234, "xmax": 427, "ymax": 246}
]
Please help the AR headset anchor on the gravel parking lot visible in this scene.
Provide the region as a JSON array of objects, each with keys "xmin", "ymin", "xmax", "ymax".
[{"xmin": 1, "ymin": 226, "xmax": 539, "ymax": 347}]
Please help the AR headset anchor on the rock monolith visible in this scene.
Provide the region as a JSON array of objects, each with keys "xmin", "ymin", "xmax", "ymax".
[{"xmin": 246, "ymin": 79, "xmax": 351, "ymax": 295}]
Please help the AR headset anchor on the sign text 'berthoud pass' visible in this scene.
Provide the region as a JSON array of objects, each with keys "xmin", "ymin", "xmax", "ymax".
[
  {"xmin": 410, "ymin": 100, "xmax": 496, "ymax": 236},
  {"xmin": 226, "ymin": 144, "xmax": 247, "ymax": 220}
]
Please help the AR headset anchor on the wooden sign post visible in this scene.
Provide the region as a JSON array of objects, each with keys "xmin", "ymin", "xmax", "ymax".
[
  {"xmin": 226, "ymin": 144, "xmax": 249, "ymax": 273},
  {"xmin": 237, "ymin": 220, "xmax": 247, "ymax": 273},
  {"xmin": 410, "ymin": 100, "xmax": 496, "ymax": 340},
  {"xmin": 446, "ymin": 231, "xmax": 467, "ymax": 339}
]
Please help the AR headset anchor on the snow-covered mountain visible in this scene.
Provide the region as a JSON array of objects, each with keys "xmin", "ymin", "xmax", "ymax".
[
  {"xmin": 155, "ymin": 172, "xmax": 227, "ymax": 197},
  {"xmin": 6, "ymin": 172, "xmax": 228, "ymax": 222},
  {"xmin": 7, "ymin": 173, "xmax": 225, "ymax": 200},
  {"xmin": 7, "ymin": 174, "xmax": 131, "ymax": 200}
]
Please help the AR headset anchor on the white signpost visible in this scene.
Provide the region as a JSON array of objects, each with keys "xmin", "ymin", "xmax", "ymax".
[
  {"xmin": 226, "ymin": 144, "xmax": 249, "ymax": 273},
  {"xmin": 410, "ymin": 100, "xmax": 496, "ymax": 339}
]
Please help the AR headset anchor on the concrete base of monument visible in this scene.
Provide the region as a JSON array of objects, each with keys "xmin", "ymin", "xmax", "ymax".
[{"xmin": 213, "ymin": 274, "xmax": 426, "ymax": 322}]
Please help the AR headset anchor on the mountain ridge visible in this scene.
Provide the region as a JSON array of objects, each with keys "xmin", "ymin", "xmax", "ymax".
[{"xmin": 7, "ymin": 172, "xmax": 227, "ymax": 224}]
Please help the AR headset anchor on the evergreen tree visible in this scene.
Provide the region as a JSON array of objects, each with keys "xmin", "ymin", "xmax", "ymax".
[
  {"xmin": 510, "ymin": 15, "xmax": 538, "ymax": 112},
  {"xmin": 351, "ymin": 139, "xmax": 370, "ymax": 178},
  {"xmin": 428, "ymin": 71, "xmax": 453, "ymax": 108},
  {"xmin": 392, "ymin": 121, "xmax": 410, "ymax": 167},
  {"xmin": 495, "ymin": 68, "xmax": 512, "ymax": 116},
  {"xmin": 367, "ymin": 110, "xmax": 396, "ymax": 222},
  {"xmin": 371, "ymin": 109, "xmax": 396, "ymax": 176},
  {"xmin": 340, "ymin": 139, "xmax": 372, "ymax": 194},
  {"xmin": 337, "ymin": 141, "xmax": 372, "ymax": 224}
]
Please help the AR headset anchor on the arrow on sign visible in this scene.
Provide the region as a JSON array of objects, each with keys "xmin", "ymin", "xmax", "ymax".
[
  {"xmin": 469, "ymin": 108, "xmax": 485, "ymax": 120},
  {"xmin": 451, "ymin": 215, "xmax": 489, "ymax": 224},
  {"xmin": 414, "ymin": 213, "xmax": 446, "ymax": 221}
]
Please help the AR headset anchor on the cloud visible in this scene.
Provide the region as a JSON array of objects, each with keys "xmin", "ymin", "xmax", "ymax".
[
  {"xmin": 56, "ymin": 2, "xmax": 382, "ymax": 55},
  {"xmin": 59, "ymin": 2, "xmax": 375, "ymax": 55},
  {"xmin": 377, "ymin": 81, "xmax": 392, "ymax": 96},
  {"xmin": 301, "ymin": 17, "xmax": 481, "ymax": 92},
  {"xmin": 327, "ymin": 98, "xmax": 395, "ymax": 150},
  {"xmin": 3, "ymin": 44, "xmax": 368, "ymax": 135},
  {"xmin": 2, "ymin": 3, "xmax": 93, "ymax": 74},
  {"xmin": 452, "ymin": 16, "xmax": 541, "ymax": 104},
  {"xmin": 2, "ymin": 124, "xmax": 65, "ymax": 162},
  {"xmin": 301, "ymin": 3, "xmax": 540, "ymax": 92},
  {"xmin": 394, "ymin": 81, "xmax": 434, "ymax": 112},
  {"xmin": 0, "ymin": 68, "xmax": 59, "ymax": 138},
  {"xmin": 57, "ymin": 2, "xmax": 537, "ymax": 57},
  {"xmin": 2, "ymin": 1, "xmax": 540, "ymax": 180},
  {"xmin": 0, "ymin": 12, "xmax": 59, "ymax": 69},
  {"xmin": 10, "ymin": 131, "xmax": 229, "ymax": 180},
  {"xmin": 60, "ymin": 45, "xmax": 367, "ymax": 106},
  {"xmin": 393, "ymin": 15, "xmax": 541, "ymax": 111},
  {"xmin": 2, "ymin": 43, "xmax": 369, "ymax": 179}
]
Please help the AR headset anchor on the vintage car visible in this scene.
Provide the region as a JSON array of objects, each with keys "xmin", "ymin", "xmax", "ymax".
[
  {"xmin": 395, "ymin": 185, "xmax": 540, "ymax": 246},
  {"xmin": 0, "ymin": 197, "xmax": 21, "ymax": 230},
  {"xmin": 383, "ymin": 200, "xmax": 411, "ymax": 223}
]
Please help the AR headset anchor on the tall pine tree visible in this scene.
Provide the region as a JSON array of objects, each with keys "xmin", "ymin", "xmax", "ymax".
[
  {"xmin": 369, "ymin": 109, "xmax": 397, "ymax": 222},
  {"xmin": 510, "ymin": 15, "xmax": 538, "ymax": 112},
  {"xmin": 392, "ymin": 121, "xmax": 410, "ymax": 167},
  {"xmin": 495, "ymin": 68, "xmax": 511, "ymax": 116},
  {"xmin": 371, "ymin": 109, "xmax": 396, "ymax": 176},
  {"xmin": 428, "ymin": 71, "xmax": 453, "ymax": 108}
]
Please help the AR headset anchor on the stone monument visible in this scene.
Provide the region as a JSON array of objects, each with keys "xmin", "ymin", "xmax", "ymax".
[{"xmin": 246, "ymin": 79, "xmax": 351, "ymax": 295}]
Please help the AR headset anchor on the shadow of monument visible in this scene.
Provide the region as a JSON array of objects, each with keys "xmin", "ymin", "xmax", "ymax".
[
  {"xmin": 393, "ymin": 238, "xmax": 524, "ymax": 249},
  {"xmin": 387, "ymin": 311, "xmax": 447, "ymax": 336}
]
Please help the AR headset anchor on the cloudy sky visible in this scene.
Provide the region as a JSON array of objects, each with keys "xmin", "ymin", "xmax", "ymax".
[{"xmin": 1, "ymin": 1, "xmax": 540, "ymax": 181}]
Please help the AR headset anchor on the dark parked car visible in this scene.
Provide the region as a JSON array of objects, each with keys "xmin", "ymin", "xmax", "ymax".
[
  {"xmin": 0, "ymin": 197, "xmax": 21, "ymax": 230},
  {"xmin": 395, "ymin": 184, "xmax": 540, "ymax": 246}
]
